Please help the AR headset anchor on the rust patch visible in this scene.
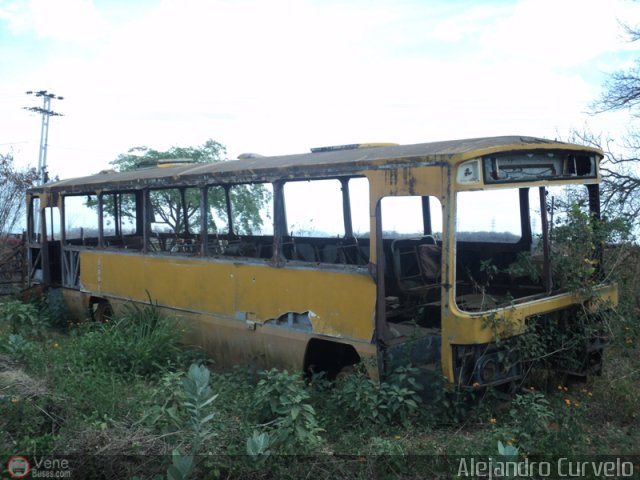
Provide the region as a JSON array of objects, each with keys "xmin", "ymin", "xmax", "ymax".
[
  {"xmin": 384, "ymin": 169, "xmax": 399, "ymax": 195},
  {"xmin": 402, "ymin": 168, "xmax": 417, "ymax": 195}
]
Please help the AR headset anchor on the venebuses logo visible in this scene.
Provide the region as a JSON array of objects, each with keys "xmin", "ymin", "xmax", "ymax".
[{"xmin": 7, "ymin": 455, "xmax": 31, "ymax": 479}]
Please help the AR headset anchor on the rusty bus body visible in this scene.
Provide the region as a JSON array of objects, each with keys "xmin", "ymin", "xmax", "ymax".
[{"xmin": 26, "ymin": 136, "xmax": 617, "ymax": 385}]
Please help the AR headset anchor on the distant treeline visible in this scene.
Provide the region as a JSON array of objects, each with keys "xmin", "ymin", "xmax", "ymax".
[
  {"xmin": 65, "ymin": 227, "xmax": 522, "ymax": 244},
  {"xmin": 456, "ymin": 231, "xmax": 520, "ymax": 242}
]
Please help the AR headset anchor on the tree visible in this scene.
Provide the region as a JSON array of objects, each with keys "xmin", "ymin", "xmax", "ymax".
[
  {"xmin": 111, "ymin": 139, "xmax": 226, "ymax": 171},
  {"xmin": 0, "ymin": 151, "xmax": 39, "ymax": 235},
  {"xmin": 106, "ymin": 140, "xmax": 270, "ymax": 235},
  {"xmin": 569, "ymin": 129, "xmax": 640, "ymax": 220},
  {"xmin": 586, "ymin": 24, "xmax": 640, "ymax": 219}
]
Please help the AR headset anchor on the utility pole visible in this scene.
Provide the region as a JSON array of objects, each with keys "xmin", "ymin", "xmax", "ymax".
[{"xmin": 23, "ymin": 90, "xmax": 64, "ymax": 185}]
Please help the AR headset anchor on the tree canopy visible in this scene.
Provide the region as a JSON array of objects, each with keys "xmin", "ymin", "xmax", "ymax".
[
  {"xmin": 585, "ymin": 24, "xmax": 640, "ymax": 220},
  {"xmin": 104, "ymin": 140, "xmax": 270, "ymax": 236},
  {"xmin": 0, "ymin": 151, "xmax": 39, "ymax": 235},
  {"xmin": 110, "ymin": 140, "xmax": 226, "ymax": 172}
]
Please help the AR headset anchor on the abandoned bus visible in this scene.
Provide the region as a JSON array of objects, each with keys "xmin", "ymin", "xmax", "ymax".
[{"xmin": 26, "ymin": 136, "xmax": 617, "ymax": 386}]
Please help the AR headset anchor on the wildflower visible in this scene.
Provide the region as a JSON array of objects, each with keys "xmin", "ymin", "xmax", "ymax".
[
  {"xmin": 53, "ymin": 342, "xmax": 59, "ymax": 348},
  {"xmin": 11, "ymin": 397, "xmax": 19, "ymax": 403},
  {"xmin": 472, "ymin": 382, "xmax": 480, "ymax": 389},
  {"xmin": 394, "ymin": 435, "xmax": 401, "ymax": 440},
  {"xmin": 563, "ymin": 386, "xmax": 568, "ymax": 392},
  {"xmin": 489, "ymin": 417, "xmax": 497, "ymax": 424},
  {"xmin": 564, "ymin": 398, "xmax": 572, "ymax": 406},
  {"xmin": 557, "ymin": 385, "xmax": 563, "ymax": 390}
]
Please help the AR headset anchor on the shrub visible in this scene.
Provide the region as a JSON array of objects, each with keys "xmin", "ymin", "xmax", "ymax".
[
  {"xmin": 160, "ymin": 364, "xmax": 218, "ymax": 480},
  {"xmin": 330, "ymin": 367, "xmax": 379, "ymax": 424},
  {"xmin": 330, "ymin": 364, "xmax": 423, "ymax": 427},
  {"xmin": 0, "ymin": 300, "xmax": 48, "ymax": 338},
  {"xmin": 3, "ymin": 333, "xmax": 34, "ymax": 360},
  {"xmin": 181, "ymin": 364, "xmax": 218, "ymax": 453},
  {"xmin": 489, "ymin": 390, "xmax": 588, "ymax": 455},
  {"xmin": 253, "ymin": 368, "xmax": 323, "ymax": 453}
]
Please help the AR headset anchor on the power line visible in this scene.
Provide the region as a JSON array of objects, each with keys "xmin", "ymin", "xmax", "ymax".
[{"xmin": 23, "ymin": 90, "xmax": 64, "ymax": 184}]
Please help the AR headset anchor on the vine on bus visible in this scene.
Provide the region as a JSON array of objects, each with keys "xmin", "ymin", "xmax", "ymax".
[{"xmin": 483, "ymin": 197, "xmax": 633, "ymax": 387}]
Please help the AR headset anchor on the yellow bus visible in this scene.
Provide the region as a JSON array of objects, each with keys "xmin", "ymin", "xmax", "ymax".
[{"xmin": 25, "ymin": 136, "xmax": 618, "ymax": 386}]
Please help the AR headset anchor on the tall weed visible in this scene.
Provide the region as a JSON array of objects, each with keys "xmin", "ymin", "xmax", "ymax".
[{"xmin": 72, "ymin": 301, "xmax": 183, "ymax": 377}]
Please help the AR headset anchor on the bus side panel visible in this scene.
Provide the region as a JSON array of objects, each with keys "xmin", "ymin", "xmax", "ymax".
[
  {"xmin": 77, "ymin": 251, "xmax": 376, "ymax": 342},
  {"xmin": 59, "ymin": 288, "xmax": 376, "ymax": 370},
  {"xmin": 110, "ymin": 299, "xmax": 317, "ymax": 370}
]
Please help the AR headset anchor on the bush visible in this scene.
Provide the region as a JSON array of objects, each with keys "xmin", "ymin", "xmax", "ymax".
[
  {"xmin": 2, "ymin": 333, "xmax": 34, "ymax": 360},
  {"xmin": 0, "ymin": 300, "xmax": 49, "ymax": 338},
  {"xmin": 330, "ymin": 364, "xmax": 423, "ymax": 427},
  {"xmin": 489, "ymin": 390, "xmax": 588, "ymax": 455},
  {"xmin": 253, "ymin": 368, "xmax": 323, "ymax": 453}
]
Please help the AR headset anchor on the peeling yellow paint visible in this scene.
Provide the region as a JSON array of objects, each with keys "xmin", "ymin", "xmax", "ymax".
[{"xmin": 79, "ymin": 251, "xmax": 376, "ymax": 342}]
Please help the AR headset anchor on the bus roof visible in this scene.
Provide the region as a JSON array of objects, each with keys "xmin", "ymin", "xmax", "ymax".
[{"xmin": 32, "ymin": 135, "xmax": 602, "ymax": 194}]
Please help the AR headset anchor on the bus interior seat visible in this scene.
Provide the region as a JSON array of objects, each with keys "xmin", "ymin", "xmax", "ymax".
[
  {"xmin": 418, "ymin": 243, "xmax": 441, "ymax": 282},
  {"xmin": 321, "ymin": 244, "xmax": 339, "ymax": 263},
  {"xmin": 391, "ymin": 235, "xmax": 441, "ymax": 294},
  {"xmin": 295, "ymin": 243, "xmax": 318, "ymax": 262},
  {"xmin": 338, "ymin": 236, "xmax": 367, "ymax": 265},
  {"xmin": 257, "ymin": 242, "xmax": 273, "ymax": 259}
]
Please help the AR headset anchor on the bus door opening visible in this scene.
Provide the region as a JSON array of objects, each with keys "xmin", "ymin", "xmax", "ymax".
[{"xmin": 379, "ymin": 195, "xmax": 443, "ymax": 370}]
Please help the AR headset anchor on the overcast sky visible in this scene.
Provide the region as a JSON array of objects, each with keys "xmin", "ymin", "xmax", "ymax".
[{"xmin": 1, "ymin": 0, "xmax": 639, "ymax": 181}]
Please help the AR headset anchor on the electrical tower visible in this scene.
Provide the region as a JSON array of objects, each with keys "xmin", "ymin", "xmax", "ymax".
[{"xmin": 23, "ymin": 90, "xmax": 64, "ymax": 185}]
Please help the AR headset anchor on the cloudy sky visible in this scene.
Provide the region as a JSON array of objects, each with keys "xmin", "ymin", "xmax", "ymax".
[{"xmin": 1, "ymin": 0, "xmax": 639, "ymax": 180}]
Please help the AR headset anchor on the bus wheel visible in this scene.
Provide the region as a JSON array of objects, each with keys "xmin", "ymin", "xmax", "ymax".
[{"xmin": 91, "ymin": 300, "xmax": 113, "ymax": 323}]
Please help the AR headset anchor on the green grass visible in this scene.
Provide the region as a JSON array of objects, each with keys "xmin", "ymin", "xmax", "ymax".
[{"xmin": 0, "ymin": 286, "xmax": 638, "ymax": 479}]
